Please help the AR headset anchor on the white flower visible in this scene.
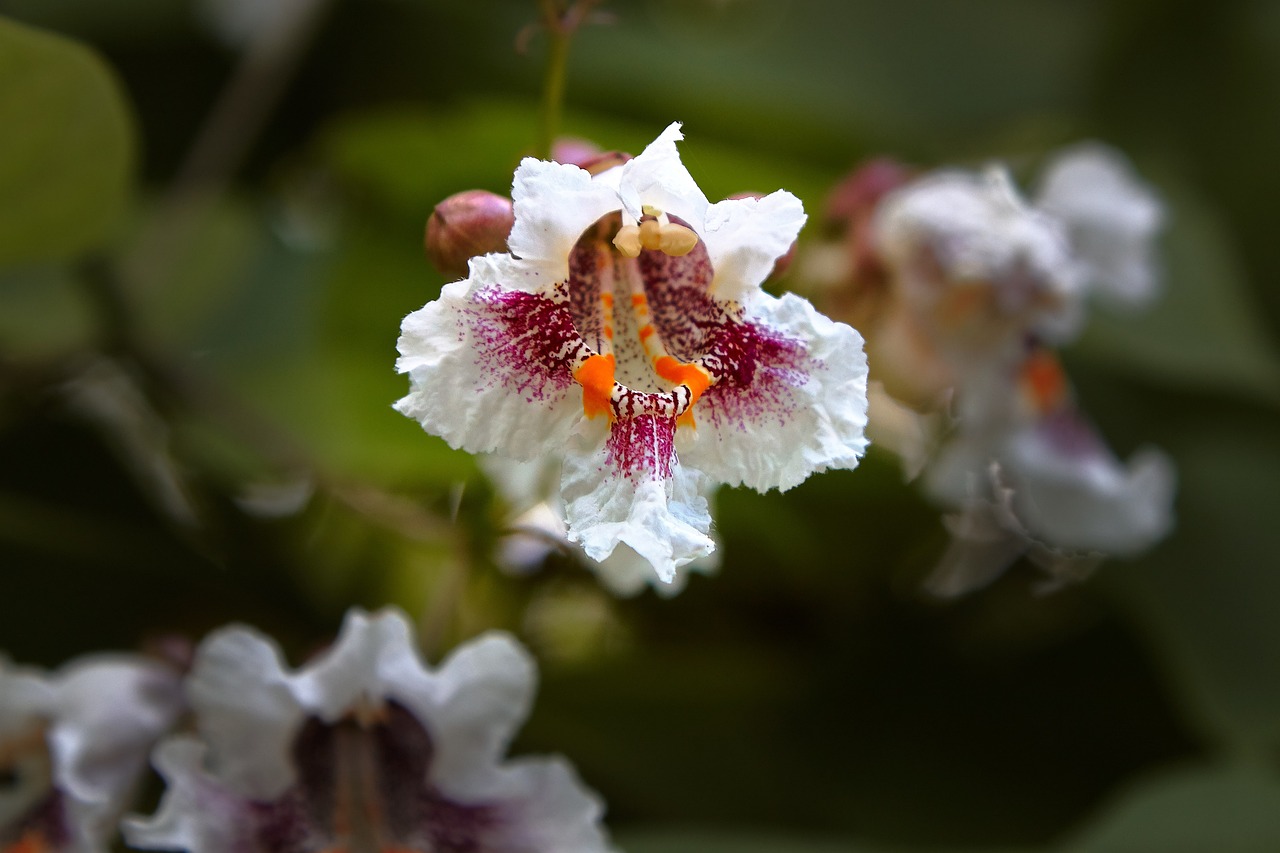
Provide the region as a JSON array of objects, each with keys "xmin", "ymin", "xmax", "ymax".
[
  {"xmin": 922, "ymin": 348, "xmax": 1175, "ymax": 595},
  {"xmin": 124, "ymin": 609, "xmax": 613, "ymax": 853},
  {"xmin": 0, "ymin": 654, "xmax": 183, "ymax": 853},
  {"xmin": 482, "ymin": 455, "xmax": 719, "ymax": 597},
  {"xmin": 1035, "ymin": 143, "xmax": 1164, "ymax": 308},
  {"xmin": 874, "ymin": 166, "xmax": 1083, "ymax": 347},
  {"xmin": 396, "ymin": 123, "xmax": 869, "ymax": 589}
]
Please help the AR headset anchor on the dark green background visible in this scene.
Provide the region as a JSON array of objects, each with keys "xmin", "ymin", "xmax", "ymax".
[{"xmin": 2, "ymin": 1, "xmax": 1280, "ymax": 849}]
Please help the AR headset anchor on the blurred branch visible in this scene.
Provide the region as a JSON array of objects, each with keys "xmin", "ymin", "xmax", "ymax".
[{"xmin": 127, "ymin": 0, "xmax": 337, "ymax": 290}]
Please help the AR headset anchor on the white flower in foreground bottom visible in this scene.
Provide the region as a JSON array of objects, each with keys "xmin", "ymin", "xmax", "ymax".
[
  {"xmin": 0, "ymin": 654, "xmax": 183, "ymax": 853},
  {"xmin": 124, "ymin": 609, "xmax": 612, "ymax": 853},
  {"xmin": 396, "ymin": 123, "xmax": 869, "ymax": 588}
]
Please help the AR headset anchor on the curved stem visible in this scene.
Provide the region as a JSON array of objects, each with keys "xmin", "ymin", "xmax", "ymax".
[{"xmin": 537, "ymin": 0, "xmax": 571, "ymax": 159}]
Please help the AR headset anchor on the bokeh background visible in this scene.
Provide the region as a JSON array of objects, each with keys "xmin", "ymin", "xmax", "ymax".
[{"xmin": 3, "ymin": 0, "xmax": 1280, "ymax": 849}]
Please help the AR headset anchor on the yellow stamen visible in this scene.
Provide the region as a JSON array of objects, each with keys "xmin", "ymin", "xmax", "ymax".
[
  {"xmin": 612, "ymin": 225, "xmax": 642, "ymax": 257},
  {"xmin": 658, "ymin": 222, "xmax": 699, "ymax": 256},
  {"xmin": 639, "ymin": 218, "xmax": 663, "ymax": 251}
]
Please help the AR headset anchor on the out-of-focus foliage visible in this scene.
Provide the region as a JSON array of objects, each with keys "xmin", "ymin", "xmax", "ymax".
[
  {"xmin": 0, "ymin": 17, "xmax": 133, "ymax": 266},
  {"xmin": 2, "ymin": 0, "xmax": 1280, "ymax": 850}
]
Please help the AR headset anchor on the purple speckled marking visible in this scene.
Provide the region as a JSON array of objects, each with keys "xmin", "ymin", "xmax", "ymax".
[
  {"xmin": 606, "ymin": 414, "xmax": 676, "ymax": 481},
  {"xmin": 464, "ymin": 286, "xmax": 583, "ymax": 404},
  {"xmin": 247, "ymin": 703, "xmax": 508, "ymax": 853},
  {"xmin": 699, "ymin": 317, "xmax": 813, "ymax": 432}
]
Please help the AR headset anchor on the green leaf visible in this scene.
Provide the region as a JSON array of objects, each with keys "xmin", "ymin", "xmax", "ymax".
[
  {"xmin": 616, "ymin": 829, "xmax": 886, "ymax": 853},
  {"xmin": 1105, "ymin": 410, "xmax": 1280, "ymax": 755},
  {"xmin": 0, "ymin": 17, "xmax": 134, "ymax": 265},
  {"xmin": 1063, "ymin": 766, "xmax": 1280, "ymax": 852}
]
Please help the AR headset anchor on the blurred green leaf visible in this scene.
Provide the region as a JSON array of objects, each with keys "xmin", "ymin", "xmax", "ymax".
[
  {"xmin": 1105, "ymin": 408, "xmax": 1280, "ymax": 754},
  {"xmin": 0, "ymin": 264, "xmax": 94, "ymax": 356},
  {"xmin": 616, "ymin": 829, "xmax": 886, "ymax": 853},
  {"xmin": 1062, "ymin": 765, "xmax": 1280, "ymax": 852},
  {"xmin": 320, "ymin": 100, "xmax": 835, "ymax": 220},
  {"xmin": 0, "ymin": 17, "xmax": 133, "ymax": 265},
  {"xmin": 1073, "ymin": 175, "xmax": 1280, "ymax": 404}
]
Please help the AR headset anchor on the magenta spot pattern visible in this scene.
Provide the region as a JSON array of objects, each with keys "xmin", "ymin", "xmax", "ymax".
[
  {"xmin": 606, "ymin": 414, "xmax": 677, "ymax": 481},
  {"xmin": 463, "ymin": 285, "xmax": 582, "ymax": 403}
]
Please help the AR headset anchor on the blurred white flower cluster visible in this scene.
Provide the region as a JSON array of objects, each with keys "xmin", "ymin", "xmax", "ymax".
[
  {"xmin": 809, "ymin": 144, "xmax": 1175, "ymax": 594},
  {"xmin": 1, "ymin": 611, "xmax": 613, "ymax": 853}
]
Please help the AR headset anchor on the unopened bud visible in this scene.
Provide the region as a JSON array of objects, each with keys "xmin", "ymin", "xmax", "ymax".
[
  {"xmin": 552, "ymin": 137, "xmax": 633, "ymax": 176},
  {"xmin": 425, "ymin": 190, "xmax": 515, "ymax": 279},
  {"xmin": 824, "ymin": 158, "xmax": 914, "ymax": 226}
]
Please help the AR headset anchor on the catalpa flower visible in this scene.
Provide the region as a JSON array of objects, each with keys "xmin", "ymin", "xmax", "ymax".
[
  {"xmin": 396, "ymin": 124, "xmax": 870, "ymax": 586},
  {"xmin": 124, "ymin": 609, "xmax": 612, "ymax": 853},
  {"xmin": 0, "ymin": 653, "xmax": 182, "ymax": 853},
  {"xmin": 923, "ymin": 346, "xmax": 1175, "ymax": 595}
]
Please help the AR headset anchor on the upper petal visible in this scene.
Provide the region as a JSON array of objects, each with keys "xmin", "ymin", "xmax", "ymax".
[
  {"xmin": 289, "ymin": 608, "xmax": 427, "ymax": 721},
  {"xmin": 49, "ymin": 656, "xmax": 183, "ymax": 816},
  {"xmin": 703, "ymin": 190, "xmax": 806, "ymax": 301},
  {"xmin": 616, "ymin": 122, "xmax": 709, "ymax": 227},
  {"xmin": 1035, "ymin": 142, "xmax": 1164, "ymax": 307},
  {"xmin": 681, "ymin": 292, "xmax": 870, "ymax": 492},
  {"xmin": 407, "ymin": 632, "xmax": 537, "ymax": 800},
  {"xmin": 508, "ymin": 158, "xmax": 621, "ymax": 281},
  {"xmin": 185, "ymin": 625, "xmax": 305, "ymax": 799}
]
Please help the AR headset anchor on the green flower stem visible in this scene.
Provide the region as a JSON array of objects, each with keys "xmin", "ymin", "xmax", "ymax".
[{"xmin": 537, "ymin": 0, "xmax": 572, "ymax": 160}]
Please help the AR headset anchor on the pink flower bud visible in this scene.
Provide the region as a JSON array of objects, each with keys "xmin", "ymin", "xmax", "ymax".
[
  {"xmin": 552, "ymin": 137, "xmax": 633, "ymax": 175},
  {"xmin": 424, "ymin": 190, "xmax": 515, "ymax": 279},
  {"xmin": 825, "ymin": 158, "xmax": 914, "ymax": 225}
]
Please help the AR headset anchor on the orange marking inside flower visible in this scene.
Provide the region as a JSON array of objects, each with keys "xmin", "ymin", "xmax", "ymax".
[
  {"xmin": 631, "ymin": 294, "xmax": 647, "ymax": 308},
  {"xmin": 1021, "ymin": 349, "xmax": 1067, "ymax": 414},
  {"xmin": 638, "ymin": 324, "xmax": 655, "ymax": 342},
  {"xmin": 600, "ymin": 292, "xmax": 613, "ymax": 307},
  {"xmin": 5, "ymin": 831, "xmax": 50, "ymax": 853},
  {"xmin": 656, "ymin": 356, "xmax": 712, "ymax": 428},
  {"xmin": 574, "ymin": 353, "xmax": 616, "ymax": 420}
]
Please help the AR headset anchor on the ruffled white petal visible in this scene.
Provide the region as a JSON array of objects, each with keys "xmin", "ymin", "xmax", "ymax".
[
  {"xmin": 289, "ymin": 608, "xmax": 426, "ymax": 719},
  {"xmin": 682, "ymin": 292, "xmax": 870, "ymax": 492},
  {"xmin": 122, "ymin": 737, "xmax": 244, "ymax": 853},
  {"xmin": 561, "ymin": 423, "xmax": 715, "ymax": 583},
  {"xmin": 399, "ymin": 631, "xmax": 537, "ymax": 801},
  {"xmin": 615, "ymin": 122, "xmax": 709, "ymax": 227},
  {"xmin": 186, "ymin": 625, "xmax": 305, "ymax": 799},
  {"xmin": 876, "ymin": 167, "xmax": 1081, "ymax": 308},
  {"xmin": 703, "ymin": 190, "xmax": 806, "ymax": 301},
  {"xmin": 483, "ymin": 455, "xmax": 719, "ymax": 596},
  {"xmin": 1035, "ymin": 142, "xmax": 1164, "ymax": 307},
  {"xmin": 1004, "ymin": 430, "xmax": 1176, "ymax": 554},
  {"xmin": 508, "ymin": 158, "xmax": 621, "ymax": 281},
  {"xmin": 49, "ymin": 656, "xmax": 183, "ymax": 813},
  {"xmin": 495, "ymin": 757, "xmax": 615, "ymax": 853},
  {"xmin": 395, "ymin": 255, "xmax": 585, "ymax": 461}
]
